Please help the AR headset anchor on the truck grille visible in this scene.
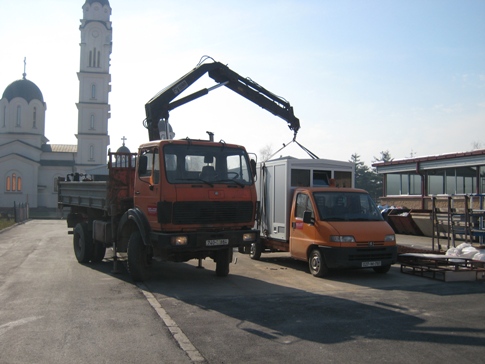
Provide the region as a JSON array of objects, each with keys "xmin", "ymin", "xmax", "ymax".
[{"xmin": 172, "ymin": 201, "xmax": 254, "ymax": 225}]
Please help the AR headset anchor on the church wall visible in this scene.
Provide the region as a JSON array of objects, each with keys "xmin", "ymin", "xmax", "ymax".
[
  {"xmin": 0, "ymin": 155, "xmax": 39, "ymax": 208},
  {"xmin": 0, "ymin": 139, "xmax": 42, "ymax": 161},
  {"xmin": 76, "ymin": 103, "xmax": 109, "ymax": 134},
  {"xmin": 0, "ymin": 97, "xmax": 46, "ymax": 137}
]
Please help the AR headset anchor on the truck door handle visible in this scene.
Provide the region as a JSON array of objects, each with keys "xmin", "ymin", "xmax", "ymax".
[{"xmin": 291, "ymin": 222, "xmax": 296, "ymax": 228}]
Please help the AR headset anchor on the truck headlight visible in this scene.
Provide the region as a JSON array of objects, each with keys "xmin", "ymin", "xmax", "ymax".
[
  {"xmin": 330, "ymin": 235, "xmax": 356, "ymax": 243},
  {"xmin": 171, "ymin": 236, "xmax": 188, "ymax": 246},
  {"xmin": 243, "ymin": 233, "xmax": 256, "ymax": 242},
  {"xmin": 384, "ymin": 234, "xmax": 395, "ymax": 242}
]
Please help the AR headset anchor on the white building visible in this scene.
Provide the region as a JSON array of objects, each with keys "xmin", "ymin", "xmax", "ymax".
[{"xmin": 0, "ymin": 0, "xmax": 113, "ymax": 211}]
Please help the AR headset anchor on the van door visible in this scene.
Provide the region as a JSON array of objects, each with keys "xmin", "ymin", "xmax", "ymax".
[{"xmin": 290, "ymin": 192, "xmax": 316, "ymax": 261}]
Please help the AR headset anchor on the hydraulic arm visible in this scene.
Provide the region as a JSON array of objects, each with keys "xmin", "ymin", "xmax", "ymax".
[{"xmin": 145, "ymin": 60, "xmax": 300, "ymax": 141}]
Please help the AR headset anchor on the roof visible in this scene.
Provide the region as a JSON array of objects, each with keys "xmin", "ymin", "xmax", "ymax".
[
  {"xmin": 2, "ymin": 78, "xmax": 44, "ymax": 103},
  {"xmin": 373, "ymin": 149, "xmax": 485, "ymax": 174},
  {"xmin": 42, "ymin": 144, "xmax": 77, "ymax": 153}
]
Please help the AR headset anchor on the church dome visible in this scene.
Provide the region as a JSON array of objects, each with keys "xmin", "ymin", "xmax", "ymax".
[
  {"xmin": 86, "ymin": 0, "xmax": 110, "ymax": 5},
  {"xmin": 2, "ymin": 78, "xmax": 44, "ymax": 103},
  {"xmin": 116, "ymin": 144, "xmax": 131, "ymax": 153}
]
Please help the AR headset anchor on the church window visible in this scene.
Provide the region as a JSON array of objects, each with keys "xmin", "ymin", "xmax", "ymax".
[
  {"xmin": 91, "ymin": 84, "xmax": 96, "ymax": 99},
  {"xmin": 33, "ymin": 107, "xmax": 37, "ymax": 128},
  {"xmin": 2, "ymin": 106, "xmax": 5, "ymax": 127},
  {"xmin": 97, "ymin": 50, "xmax": 101, "ymax": 68},
  {"xmin": 89, "ymin": 145, "xmax": 95, "ymax": 161},
  {"xmin": 90, "ymin": 114, "xmax": 95, "ymax": 130},
  {"xmin": 5, "ymin": 173, "xmax": 22, "ymax": 192},
  {"xmin": 16, "ymin": 106, "xmax": 21, "ymax": 127},
  {"xmin": 89, "ymin": 51, "xmax": 92, "ymax": 67}
]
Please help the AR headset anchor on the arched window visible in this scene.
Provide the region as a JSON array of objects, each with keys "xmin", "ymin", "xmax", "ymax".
[
  {"xmin": 90, "ymin": 114, "xmax": 95, "ymax": 129},
  {"xmin": 5, "ymin": 172, "xmax": 22, "ymax": 192},
  {"xmin": 16, "ymin": 106, "xmax": 21, "ymax": 127},
  {"xmin": 97, "ymin": 50, "xmax": 101, "ymax": 68},
  {"xmin": 89, "ymin": 50, "xmax": 92, "ymax": 67},
  {"xmin": 89, "ymin": 145, "xmax": 95, "ymax": 161},
  {"xmin": 33, "ymin": 107, "xmax": 37, "ymax": 128},
  {"xmin": 91, "ymin": 84, "xmax": 96, "ymax": 99},
  {"xmin": 2, "ymin": 106, "xmax": 6, "ymax": 127}
]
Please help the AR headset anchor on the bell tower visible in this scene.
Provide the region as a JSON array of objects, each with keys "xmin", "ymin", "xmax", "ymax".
[{"xmin": 76, "ymin": 0, "xmax": 112, "ymax": 170}]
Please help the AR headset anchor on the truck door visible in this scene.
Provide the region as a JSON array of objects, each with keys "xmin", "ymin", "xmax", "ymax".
[
  {"xmin": 290, "ymin": 192, "xmax": 316, "ymax": 260},
  {"xmin": 135, "ymin": 147, "xmax": 160, "ymax": 229}
]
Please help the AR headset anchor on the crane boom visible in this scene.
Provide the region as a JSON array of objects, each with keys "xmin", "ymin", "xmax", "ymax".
[{"xmin": 145, "ymin": 61, "xmax": 300, "ymax": 141}]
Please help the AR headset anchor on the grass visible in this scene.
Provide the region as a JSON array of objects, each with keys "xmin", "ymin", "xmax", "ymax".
[{"xmin": 0, "ymin": 219, "xmax": 16, "ymax": 231}]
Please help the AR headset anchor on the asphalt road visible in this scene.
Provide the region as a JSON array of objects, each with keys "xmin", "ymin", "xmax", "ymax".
[{"xmin": 1, "ymin": 220, "xmax": 485, "ymax": 364}]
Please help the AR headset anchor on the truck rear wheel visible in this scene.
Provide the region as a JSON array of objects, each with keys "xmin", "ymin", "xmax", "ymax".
[
  {"xmin": 215, "ymin": 248, "xmax": 231, "ymax": 277},
  {"xmin": 249, "ymin": 242, "xmax": 262, "ymax": 260},
  {"xmin": 308, "ymin": 248, "xmax": 328, "ymax": 278},
  {"xmin": 127, "ymin": 231, "xmax": 152, "ymax": 282},
  {"xmin": 92, "ymin": 241, "xmax": 106, "ymax": 263},
  {"xmin": 73, "ymin": 223, "xmax": 93, "ymax": 264}
]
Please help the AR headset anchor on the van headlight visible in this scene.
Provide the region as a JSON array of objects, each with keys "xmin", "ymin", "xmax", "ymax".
[
  {"xmin": 330, "ymin": 235, "xmax": 356, "ymax": 243},
  {"xmin": 384, "ymin": 234, "xmax": 395, "ymax": 242}
]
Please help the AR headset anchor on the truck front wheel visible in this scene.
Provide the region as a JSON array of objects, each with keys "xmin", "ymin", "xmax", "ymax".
[
  {"xmin": 73, "ymin": 223, "xmax": 93, "ymax": 264},
  {"xmin": 308, "ymin": 248, "xmax": 328, "ymax": 278},
  {"xmin": 249, "ymin": 242, "xmax": 262, "ymax": 260},
  {"xmin": 127, "ymin": 231, "xmax": 152, "ymax": 282},
  {"xmin": 373, "ymin": 264, "xmax": 391, "ymax": 274}
]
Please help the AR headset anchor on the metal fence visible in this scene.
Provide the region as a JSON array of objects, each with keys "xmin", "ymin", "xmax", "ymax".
[{"xmin": 1, "ymin": 202, "xmax": 30, "ymax": 223}]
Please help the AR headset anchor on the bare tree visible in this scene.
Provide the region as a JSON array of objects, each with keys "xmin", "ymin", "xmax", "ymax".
[
  {"xmin": 471, "ymin": 141, "xmax": 482, "ymax": 150},
  {"xmin": 259, "ymin": 144, "xmax": 273, "ymax": 162}
]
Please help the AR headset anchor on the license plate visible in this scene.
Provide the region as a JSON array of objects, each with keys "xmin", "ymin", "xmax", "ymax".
[
  {"xmin": 362, "ymin": 261, "xmax": 381, "ymax": 268},
  {"xmin": 206, "ymin": 239, "xmax": 229, "ymax": 246}
]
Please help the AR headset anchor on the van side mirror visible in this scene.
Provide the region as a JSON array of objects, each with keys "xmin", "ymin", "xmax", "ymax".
[
  {"xmin": 303, "ymin": 210, "xmax": 313, "ymax": 224},
  {"xmin": 138, "ymin": 155, "xmax": 148, "ymax": 175}
]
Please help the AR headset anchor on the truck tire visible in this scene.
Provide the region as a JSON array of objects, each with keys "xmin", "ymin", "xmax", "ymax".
[
  {"xmin": 92, "ymin": 241, "xmax": 106, "ymax": 263},
  {"xmin": 127, "ymin": 231, "xmax": 152, "ymax": 282},
  {"xmin": 73, "ymin": 223, "xmax": 93, "ymax": 264},
  {"xmin": 373, "ymin": 264, "xmax": 391, "ymax": 274},
  {"xmin": 249, "ymin": 242, "xmax": 262, "ymax": 260},
  {"xmin": 308, "ymin": 248, "xmax": 328, "ymax": 278},
  {"xmin": 215, "ymin": 248, "xmax": 231, "ymax": 277}
]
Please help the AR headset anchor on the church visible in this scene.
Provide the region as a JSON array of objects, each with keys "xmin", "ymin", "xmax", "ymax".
[{"xmin": 0, "ymin": 0, "xmax": 115, "ymax": 212}]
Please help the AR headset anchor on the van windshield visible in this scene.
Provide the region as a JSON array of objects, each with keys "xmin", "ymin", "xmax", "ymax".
[
  {"xmin": 163, "ymin": 144, "xmax": 253, "ymax": 186},
  {"xmin": 313, "ymin": 191, "xmax": 383, "ymax": 221}
]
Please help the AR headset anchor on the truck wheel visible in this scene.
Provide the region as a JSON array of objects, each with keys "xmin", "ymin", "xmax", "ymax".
[
  {"xmin": 308, "ymin": 248, "xmax": 328, "ymax": 278},
  {"xmin": 373, "ymin": 264, "xmax": 391, "ymax": 274},
  {"xmin": 249, "ymin": 242, "xmax": 262, "ymax": 260},
  {"xmin": 215, "ymin": 248, "xmax": 231, "ymax": 277},
  {"xmin": 127, "ymin": 231, "xmax": 152, "ymax": 282},
  {"xmin": 92, "ymin": 241, "xmax": 106, "ymax": 263},
  {"xmin": 73, "ymin": 223, "xmax": 93, "ymax": 264}
]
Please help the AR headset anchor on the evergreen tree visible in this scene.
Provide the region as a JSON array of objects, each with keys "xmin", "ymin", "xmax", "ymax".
[{"xmin": 349, "ymin": 153, "xmax": 380, "ymax": 200}]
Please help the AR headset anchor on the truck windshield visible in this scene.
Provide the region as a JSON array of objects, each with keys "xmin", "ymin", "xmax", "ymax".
[
  {"xmin": 163, "ymin": 144, "xmax": 253, "ymax": 186},
  {"xmin": 313, "ymin": 191, "xmax": 383, "ymax": 222}
]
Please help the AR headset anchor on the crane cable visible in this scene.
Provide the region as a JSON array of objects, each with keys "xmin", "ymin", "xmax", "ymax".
[{"xmin": 266, "ymin": 138, "xmax": 319, "ymax": 161}]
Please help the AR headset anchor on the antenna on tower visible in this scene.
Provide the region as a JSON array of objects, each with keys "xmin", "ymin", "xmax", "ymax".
[{"xmin": 22, "ymin": 57, "xmax": 27, "ymax": 79}]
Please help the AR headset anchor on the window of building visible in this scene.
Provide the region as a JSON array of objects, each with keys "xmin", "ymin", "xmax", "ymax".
[
  {"xmin": 5, "ymin": 173, "xmax": 22, "ymax": 192},
  {"xmin": 33, "ymin": 107, "xmax": 37, "ymax": 128},
  {"xmin": 90, "ymin": 114, "xmax": 95, "ymax": 130},
  {"xmin": 2, "ymin": 106, "xmax": 6, "ymax": 127},
  {"xmin": 16, "ymin": 105, "xmax": 21, "ymax": 127},
  {"xmin": 91, "ymin": 84, "xmax": 96, "ymax": 99},
  {"xmin": 89, "ymin": 145, "xmax": 95, "ymax": 161}
]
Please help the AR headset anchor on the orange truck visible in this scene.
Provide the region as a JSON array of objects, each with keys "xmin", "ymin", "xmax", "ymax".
[
  {"xmin": 58, "ymin": 59, "xmax": 301, "ymax": 281},
  {"xmin": 248, "ymin": 157, "xmax": 397, "ymax": 277}
]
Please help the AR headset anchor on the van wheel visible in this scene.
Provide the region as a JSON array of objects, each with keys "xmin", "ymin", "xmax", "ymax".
[
  {"xmin": 309, "ymin": 248, "xmax": 328, "ymax": 277},
  {"xmin": 373, "ymin": 264, "xmax": 391, "ymax": 274},
  {"xmin": 215, "ymin": 248, "xmax": 231, "ymax": 277},
  {"xmin": 127, "ymin": 231, "xmax": 152, "ymax": 282},
  {"xmin": 73, "ymin": 223, "xmax": 93, "ymax": 264},
  {"xmin": 249, "ymin": 242, "xmax": 262, "ymax": 260}
]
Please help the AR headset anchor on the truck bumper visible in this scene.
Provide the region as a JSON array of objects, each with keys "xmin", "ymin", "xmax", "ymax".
[
  {"xmin": 319, "ymin": 245, "xmax": 398, "ymax": 270},
  {"xmin": 149, "ymin": 228, "xmax": 260, "ymax": 253}
]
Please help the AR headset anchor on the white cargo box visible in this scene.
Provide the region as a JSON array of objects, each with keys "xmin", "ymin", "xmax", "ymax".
[{"xmin": 257, "ymin": 157, "xmax": 354, "ymax": 241}]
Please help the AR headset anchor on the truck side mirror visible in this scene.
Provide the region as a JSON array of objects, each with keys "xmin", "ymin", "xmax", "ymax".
[
  {"xmin": 303, "ymin": 210, "xmax": 313, "ymax": 224},
  {"xmin": 138, "ymin": 155, "xmax": 148, "ymax": 175},
  {"xmin": 250, "ymin": 159, "xmax": 257, "ymax": 178}
]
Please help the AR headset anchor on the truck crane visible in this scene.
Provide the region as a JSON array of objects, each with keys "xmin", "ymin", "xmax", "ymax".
[
  {"xmin": 144, "ymin": 57, "xmax": 300, "ymax": 141},
  {"xmin": 58, "ymin": 58, "xmax": 302, "ymax": 281}
]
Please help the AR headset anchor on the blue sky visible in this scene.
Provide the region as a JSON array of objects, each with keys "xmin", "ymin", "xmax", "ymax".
[{"xmin": 1, "ymin": 0, "xmax": 484, "ymax": 165}]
